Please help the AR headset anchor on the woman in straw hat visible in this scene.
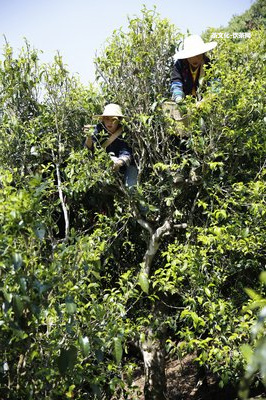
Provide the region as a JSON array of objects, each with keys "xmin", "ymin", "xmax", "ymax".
[
  {"xmin": 84, "ymin": 103, "xmax": 138, "ymax": 189},
  {"xmin": 170, "ymin": 34, "xmax": 217, "ymax": 103}
]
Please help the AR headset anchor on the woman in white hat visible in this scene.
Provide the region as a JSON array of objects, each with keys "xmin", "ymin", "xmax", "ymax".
[
  {"xmin": 170, "ymin": 34, "xmax": 217, "ymax": 103},
  {"xmin": 84, "ymin": 103, "xmax": 138, "ymax": 189}
]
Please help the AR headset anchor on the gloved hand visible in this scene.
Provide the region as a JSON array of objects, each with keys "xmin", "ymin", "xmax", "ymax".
[{"xmin": 174, "ymin": 95, "xmax": 184, "ymax": 104}]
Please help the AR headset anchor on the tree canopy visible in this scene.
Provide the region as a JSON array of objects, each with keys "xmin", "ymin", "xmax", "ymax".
[{"xmin": 0, "ymin": 2, "xmax": 265, "ymax": 399}]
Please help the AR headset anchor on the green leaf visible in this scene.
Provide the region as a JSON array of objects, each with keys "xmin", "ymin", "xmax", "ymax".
[
  {"xmin": 3, "ymin": 290, "xmax": 12, "ymax": 303},
  {"xmin": 19, "ymin": 277, "xmax": 27, "ymax": 294},
  {"xmin": 57, "ymin": 346, "xmax": 77, "ymax": 374},
  {"xmin": 91, "ymin": 384, "xmax": 101, "ymax": 399},
  {"xmin": 245, "ymin": 288, "xmax": 262, "ymax": 301},
  {"xmin": 140, "ymin": 332, "xmax": 146, "ymax": 343},
  {"xmin": 240, "ymin": 344, "xmax": 253, "ymax": 363},
  {"xmin": 13, "ymin": 253, "xmax": 23, "ymax": 270},
  {"xmin": 65, "ymin": 296, "xmax": 77, "ymax": 315},
  {"xmin": 260, "ymin": 271, "xmax": 266, "ymax": 284},
  {"xmin": 13, "ymin": 295, "xmax": 24, "ymax": 318},
  {"xmin": 139, "ymin": 272, "xmax": 149, "ymax": 294},
  {"xmin": 95, "ymin": 349, "xmax": 104, "ymax": 362},
  {"xmin": 34, "ymin": 223, "xmax": 46, "ymax": 240},
  {"xmin": 113, "ymin": 337, "xmax": 123, "ymax": 364},
  {"xmin": 66, "ymin": 385, "xmax": 76, "ymax": 398},
  {"xmin": 79, "ymin": 335, "xmax": 90, "ymax": 357}
]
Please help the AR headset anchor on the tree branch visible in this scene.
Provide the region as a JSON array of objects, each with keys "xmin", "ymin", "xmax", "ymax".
[
  {"xmin": 55, "ymin": 162, "xmax": 69, "ymax": 240},
  {"xmin": 143, "ymin": 219, "xmax": 171, "ymax": 276}
]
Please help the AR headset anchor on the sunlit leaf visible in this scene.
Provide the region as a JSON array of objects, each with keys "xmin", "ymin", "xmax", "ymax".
[
  {"xmin": 79, "ymin": 335, "xmax": 90, "ymax": 357},
  {"xmin": 113, "ymin": 337, "xmax": 123, "ymax": 364},
  {"xmin": 139, "ymin": 272, "xmax": 149, "ymax": 294}
]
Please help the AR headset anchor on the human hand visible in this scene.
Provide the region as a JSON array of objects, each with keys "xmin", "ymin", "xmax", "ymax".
[
  {"xmin": 84, "ymin": 135, "xmax": 93, "ymax": 149},
  {"xmin": 113, "ymin": 160, "xmax": 124, "ymax": 171},
  {"xmin": 83, "ymin": 125, "xmax": 94, "ymax": 149},
  {"xmin": 83, "ymin": 124, "xmax": 94, "ymax": 132},
  {"xmin": 174, "ymin": 95, "xmax": 184, "ymax": 104}
]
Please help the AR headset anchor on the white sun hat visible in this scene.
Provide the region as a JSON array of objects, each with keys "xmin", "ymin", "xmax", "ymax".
[
  {"xmin": 174, "ymin": 34, "xmax": 217, "ymax": 61},
  {"xmin": 93, "ymin": 103, "xmax": 125, "ymax": 118}
]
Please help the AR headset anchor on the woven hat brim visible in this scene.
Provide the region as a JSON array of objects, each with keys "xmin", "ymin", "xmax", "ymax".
[
  {"xmin": 174, "ymin": 41, "xmax": 217, "ymax": 61},
  {"xmin": 92, "ymin": 114, "xmax": 126, "ymax": 118}
]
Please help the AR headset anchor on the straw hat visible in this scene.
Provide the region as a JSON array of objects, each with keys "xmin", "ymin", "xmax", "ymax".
[
  {"xmin": 93, "ymin": 103, "xmax": 125, "ymax": 118},
  {"xmin": 174, "ymin": 34, "xmax": 217, "ymax": 60}
]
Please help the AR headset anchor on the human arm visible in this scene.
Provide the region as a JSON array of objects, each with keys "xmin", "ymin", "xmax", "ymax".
[
  {"xmin": 113, "ymin": 148, "xmax": 131, "ymax": 171},
  {"xmin": 117, "ymin": 141, "xmax": 132, "ymax": 168},
  {"xmin": 109, "ymin": 153, "xmax": 127, "ymax": 172},
  {"xmin": 108, "ymin": 137, "xmax": 132, "ymax": 171},
  {"xmin": 170, "ymin": 60, "xmax": 185, "ymax": 103}
]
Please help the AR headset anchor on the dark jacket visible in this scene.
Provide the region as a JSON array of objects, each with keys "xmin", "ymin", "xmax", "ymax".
[
  {"xmin": 171, "ymin": 55, "xmax": 210, "ymax": 98},
  {"xmin": 90, "ymin": 123, "xmax": 133, "ymax": 172}
]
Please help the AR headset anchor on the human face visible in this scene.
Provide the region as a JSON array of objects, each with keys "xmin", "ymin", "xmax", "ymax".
[
  {"xmin": 187, "ymin": 54, "xmax": 204, "ymax": 69},
  {"xmin": 102, "ymin": 116, "xmax": 120, "ymax": 134}
]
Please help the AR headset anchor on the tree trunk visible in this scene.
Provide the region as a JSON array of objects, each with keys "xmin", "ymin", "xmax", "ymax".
[
  {"xmin": 140, "ymin": 328, "xmax": 167, "ymax": 400},
  {"xmin": 135, "ymin": 218, "xmax": 186, "ymax": 399}
]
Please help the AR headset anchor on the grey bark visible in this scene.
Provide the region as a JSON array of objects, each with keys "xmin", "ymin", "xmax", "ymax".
[
  {"xmin": 136, "ymin": 216, "xmax": 187, "ymax": 399},
  {"xmin": 140, "ymin": 328, "xmax": 167, "ymax": 400}
]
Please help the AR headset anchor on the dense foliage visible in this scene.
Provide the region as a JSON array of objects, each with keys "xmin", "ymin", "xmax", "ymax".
[
  {"xmin": 225, "ymin": 0, "xmax": 266, "ymax": 33},
  {"xmin": 0, "ymin": 3, "xmax": 265, "ymax": 399}
]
